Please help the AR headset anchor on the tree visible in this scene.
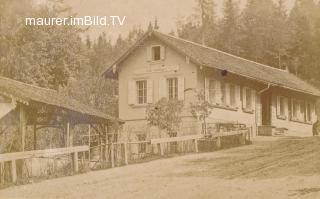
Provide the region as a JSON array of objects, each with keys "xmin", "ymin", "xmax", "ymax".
[
  {"xmin": 146, "ymin": 98, "xmax": 184, "ymax": 137},
  {"xmin": 239, "ymin": 0, "xmax": 276, "ymax": 65},
  {"xmin": 190, "ymin": 90, "xmax": 212, "ymax": 135},
  {"xmin": 216, "ymin": 0, "xmax": 241, "ymax": 55},
  {"xmin": 177, "ymin": 0, "xmax": 216, "ymax": 47},
  {"xmin": 269, "ymin": 0, "xmax": 290, "ymax": 69},
  {"xmin": 0, "ymin": 0, "xmax": 86, "ymax": 90}
]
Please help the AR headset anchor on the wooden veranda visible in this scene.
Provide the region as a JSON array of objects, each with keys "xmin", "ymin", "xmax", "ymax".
[{"xmin": 0, "ymin": 76, "xmax": 122, "ymax": 184}]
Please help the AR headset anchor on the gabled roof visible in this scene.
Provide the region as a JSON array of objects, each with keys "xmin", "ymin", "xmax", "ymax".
[
  {"xmin": 104, "ymin": 31, "xmax": 320, "ymax": 97},
  {"xmin": 0, "ymin": 76, "xmax": 121, "ymax": 123}
]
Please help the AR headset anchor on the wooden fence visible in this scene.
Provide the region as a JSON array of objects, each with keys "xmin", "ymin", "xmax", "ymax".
[
  {"xmin": 89, "ymin": 128, "xmax": 251, "ymax": 169},
  {"xmin": 0, "ymin": 146, "xmax": 89, "ymax": 184},
  {"xmin": 0, "ymin": 128, "xmax": 251, "ymax": 186}
]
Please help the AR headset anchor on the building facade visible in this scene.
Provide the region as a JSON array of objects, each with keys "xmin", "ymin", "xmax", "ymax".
[{"xmin": 104, "ymin": 31, "xmax": 320, "ymax": 140}]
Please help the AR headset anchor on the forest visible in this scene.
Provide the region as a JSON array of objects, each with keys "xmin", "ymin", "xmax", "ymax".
[{"xmin": 0, "ymin": 0, "xmax": 320, "ymax": 117}]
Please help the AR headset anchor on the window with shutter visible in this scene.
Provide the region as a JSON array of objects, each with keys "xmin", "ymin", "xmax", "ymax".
[
  {"xmin": 152, "ymin": 46, "xmax": 161, "ymax": 61},
  {"xmin": 242, "ymin": 87, "xmax": 254, "ymax": 113},
  {"xmin": 209, "ymin": 80, "xmax": 216, "ymax": 103},
  {"xmin": 167, "ymin": 78, "xmax": 178, "ymax": 100},
  {"xmin": 306, "ymin": 102, "xmax": 312, "ymax": 122},
  {"xmin": 136, "ymin": 80, "xmax": 147, "ymax": 104},
  {"xmin": 229, "ymin": 84, "xmax": 236, "ymax": 107},
  {"xmin": 220, "ymin": 82, "xmax": 227, "ymax": 105},
  {"xmin": 277, "ymin": 96, "xmax": 287, "ymax": 119}
]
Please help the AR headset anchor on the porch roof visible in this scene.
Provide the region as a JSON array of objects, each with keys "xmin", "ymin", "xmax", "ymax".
[{"xmin": 0, "ymin": 76, "xmax": 122, "ymax": 124}]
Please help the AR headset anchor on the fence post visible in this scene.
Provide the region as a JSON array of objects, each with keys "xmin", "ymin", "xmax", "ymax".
[
  {"xmin": 194, "ymin": 139, "xmax": 199, "ymax": 153},
  {"xmin": 0, "ymin": 162, "xmax": 4, "ymax": 184},
  {"xmin": 111, "ymin": 143, "xmax": 115, "ymax": 168},
  {"xmin": 216, "ymin": 137, "xmax": 221, "ymax": 149},
  {"xmin": 160, "ymin": 143, "xmax": 164, "ymax": 156},
  {"xmin": 11, "ymin": 160, "xmax": 17, "ymax": 183},
  {"xmin": 239, "ymin": 133, "xmax": 246, "ymax": 145},
  {"xmin": 73, "ymin": 152, "xmax": 79, "ymax": 173},
  {"xmin": 123, "ymin": 143, "xmax": 128, "ymax": 165}
]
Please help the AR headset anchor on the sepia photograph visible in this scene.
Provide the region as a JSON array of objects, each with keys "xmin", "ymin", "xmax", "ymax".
[{"xmin": 0, "ymin": 0, "xmax": 320, "ymax": 198}]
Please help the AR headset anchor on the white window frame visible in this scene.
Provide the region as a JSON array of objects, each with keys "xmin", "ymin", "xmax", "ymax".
[
  {"xmin": 208, "ymin": 79, "xmax": 216, "ymax": 104},
  {"xmin": 229, "ymin": 83, "xmax": 236, "ymax": 108},
  {"xmin": 220, "ymin": 81, "xmax": 227, "ymax": 105},
  {"xmin": 136, "ymin": 80, "xmax": 147, "ymax": 105},
  {"xmin": 167, "ymin": 77, "xmax": 178, "ymax": 100},
  {"xmin": 305, "ymin": 102, "xmax": 312, "ymax": 123},
  {"xmin": 277, "ymin": 96, "xmax": 287, "ymax": 120},
  {"xmin": 242, "ymin": 87, "xmax": 253, "ymax": 111},
  {"xmin": 291, "ymin": 98, "xmax": 299, "ymax": 120}
]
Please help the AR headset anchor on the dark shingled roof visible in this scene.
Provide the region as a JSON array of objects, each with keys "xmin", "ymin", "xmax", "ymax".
[
  {"xmin": 104, "ymin": 31, "xmax": 320, "ymax": 97},
  {"xmin": 0, "ymin": 76, "xmax": 121, "ymax": 122}
]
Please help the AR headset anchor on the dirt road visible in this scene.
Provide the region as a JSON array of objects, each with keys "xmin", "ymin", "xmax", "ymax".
[{"xmin": 1, "ymin": 136, "xmax": 320, "ymax": 199}]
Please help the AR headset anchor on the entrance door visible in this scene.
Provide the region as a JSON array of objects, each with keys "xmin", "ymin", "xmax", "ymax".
[{"xmin": 261, "ymin": 92, "xmax": 272, "ymax": 125}]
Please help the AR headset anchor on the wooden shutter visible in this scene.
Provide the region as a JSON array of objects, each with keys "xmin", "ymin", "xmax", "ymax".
[
  {"xmin": 276, "ymin": 96, "xmax": 280, "ymax": 116},
  {"xmin": 215, "ymin": 80, "xmax": 221, "ymax": 104},
  {"xmin": 284, "ymin": 97, "xmax": 289, "ymax": 118},
  {"xmin": 178, "ymin": 76, "xmax": 185, "ymax": 100},
  {"xmin": 160, "ymin": 46, "xmax": 166, "ymax": 60},
  {"xmin": 235, "ymin": 85, "xmax": 241, "ymax": 108},
  {"xmin": 225, "ymin": 83, "xmax": 230, "ymax": 106},
  {"xmin": 251, "ymin": 89, "xmax": 256, "ymax": 110},
  {"xmin": 147, "ymin": 47, "xmax": 152, "ymax": 61},
  {"xmin": 128, "ymin": 80, "xmax": 136, "ymax": 105},
  {"xmin": 147, "ymin": 79, "xmax": 153, "ymax": 103},
  {"xmin": 204, "ymin": 77, "xmax": 209, "ymax": 101},
  {"xmin": 311, "ymin": 103, "xmax": 316, "ymax": 122},
  {"xmin": 242, "ymin": 87, "xmax": 247, "ymax": 109},
  {"xmin": 159, "ymin": 77, "xmax": 166, "ymax": 99}
]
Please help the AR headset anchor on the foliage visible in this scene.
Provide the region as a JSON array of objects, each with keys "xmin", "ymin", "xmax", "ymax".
[
  {"xmin": 177, "ymin": 0, "xmax": 320, "ymax": 88},
  {"xmin": 0, "ymin": 1, "xmax": 86, "ymax": 90},
  {"xmin": 146, "ymin": 98, "xmax": 184, "ymax": 137},
  {"xmin": 190, "ymin": 90, "xmax": 212, "ymax": 134}
]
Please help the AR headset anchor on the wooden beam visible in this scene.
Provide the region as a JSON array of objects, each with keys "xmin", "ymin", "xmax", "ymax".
[
  {"xmin": 110, "ymin": 143, "xmax": 114, "ymax": 168},
  {"xmin": 11, "ymin": 160, "xmax": 17, "ymax": 183},
  {"xmin": 88, "ymin": 125, "xmax": 91, "ymax": 163},
  {"xmin": 73, "ymin": 152, "xmax": 79, "ymax": 173},
  {"xmin": 123, "ymin": 143, "xmax": 128, "ymax": 165},
  {"xmin": 151, "ymin": 134, "xmax": 203, "ymax": 144},
  {"xmin": 0, "ymin": 162, "xmax": 4, "ymax": 184},
  {"xmin": 33, "ymin": 124, "xmax": 37, "ymax": 150},
  {"xmin": 0, "ymin": 146, "xmax": 89, "ymax": 162},
  {"xmin": 216, "ymin": 137, "xmax": 221, "ymax": 149},
  {"xmin": 159, "ymin": 143, "xmax": 164, "ymax": 156},
  {"xmin": 66, "ymin": 123, "xmax": 70, "ymax": 147},
  {"xmin": 194, "ymin": 139, "xmax": 199, "ymax": 153},
  {"xmin": 19, "ymin": 105, "xmax": 27, "ymax": 151}
]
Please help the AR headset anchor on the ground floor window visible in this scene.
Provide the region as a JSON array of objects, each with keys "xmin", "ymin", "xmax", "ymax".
[
  {"xmin": 229, "ymin": 84, "xmax": 236, "ymax": 107},
  {"xmin": 291, "ymin": 98, "xmax": 314, "ymax": 123},
  {"xmin": 136, "ymin": 80, "xmax": 147, "ymax": 104},
  {"xmin": 277, "ymin": 96, "xmax": 287, "ymax": 119},
  {"xmin": 167, "ymin": 78, "xmax": 178, "ymax": 100}
]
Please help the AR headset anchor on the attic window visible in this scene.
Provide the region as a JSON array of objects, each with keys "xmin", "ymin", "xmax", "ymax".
[{"xmin": 152, "ymin": 46, "xmax": 161, "ymax": 61}]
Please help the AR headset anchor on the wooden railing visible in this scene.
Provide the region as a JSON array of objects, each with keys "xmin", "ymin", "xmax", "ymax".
[{"xmin": 0, "ymin": 146, "xmax": 89, "ymax": 183}]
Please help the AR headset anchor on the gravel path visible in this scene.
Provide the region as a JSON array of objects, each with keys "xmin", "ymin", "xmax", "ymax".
[{"xmin": 1, "ymin": 136, "xmax": 320, "ymax": 199}]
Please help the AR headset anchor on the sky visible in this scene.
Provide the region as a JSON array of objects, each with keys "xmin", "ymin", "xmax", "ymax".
[{"xmin": 61, "ymin": 0, "xmax": 297, "ymax": 41}]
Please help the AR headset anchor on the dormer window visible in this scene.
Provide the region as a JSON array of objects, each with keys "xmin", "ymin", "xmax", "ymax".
[
  {"xmin": 152, "ymin": 46, "xmax": 161, "ymax": 61},
  {"xmin": 148, "ymin": 45, "xmax": 165, "ymax": 62}
]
